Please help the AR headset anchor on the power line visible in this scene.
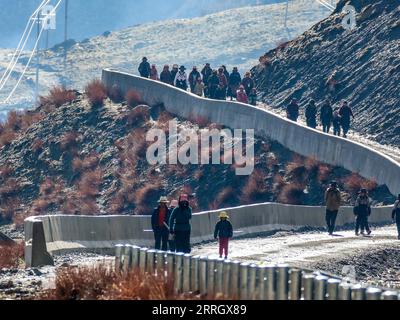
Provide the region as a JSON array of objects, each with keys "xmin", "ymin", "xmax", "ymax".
[
  {"xmin": 0, "ymin": 0, "xmax": 51, "ymax": 91},
  {"xmin": 4, "ymin": 0, "xmax": 63, "ymax": 104}
]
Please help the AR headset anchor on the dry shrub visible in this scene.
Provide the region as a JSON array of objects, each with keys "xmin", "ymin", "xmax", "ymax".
[
  {"xmin": 0, "ymin": 242, "xmax": 25, "ymax": 269},
  {"xmin": 60, "ymin": 132, "xmax": 79, "ymax": 152},
  {"xmin": 305, "ymin": 157, "xmax": 320, "ymax": 174},
  {"xmin": 187, "ymin": 113, "xmax": 210, "ymax": 128},
  {"xmin": 0, "ymin": 198, "xmax": 21, "ymax": 223},
  {"xmin": 318, "ymin": 164, "xmax": 332, "ymax": 183},
  {"xmin": 40, "ymin": 86, "xmax": 76, "ymax": 108},
  {"xmin": 286, "ymin": 155, "xmax": 309, "ymax": 184},
  {"xmin": 0, "ymin": 130, "xmax": 17, "ymax": 148},
  {"xmin": 125, "ymin": 89, "xmax": 142, "ymax": 108},
  {"xmin": 0, "ymin": 178, "xmax": 20, "ymax": 198},
  {"xmin": 342, "ymin": 173, "xmax": 378, "ymax": 193},
  {"xmin": 240, "ymin": 169, "xmax": 269, "ymax": 204},
  {"xmin": 85, "ymin": 79, "xmax": 107, "ymax": 106},
  {"xmin": 72, "ymin": 152, "xmax": 100, "ymax": 174},
  {"xmin": 37, "ymin": 265, "xmax": 178, "ymax": 300},
  {"xmin": 278, "ymin": 184, "xmax": 305, "ymax": 205},
  {"xmin": 211, "ymin": 187, "xmax": 237, "ymax": 209},
  {"xmin": 31, "ymin": 178, "xmax": 66, "ymax": 216},
  {"xmin": 134, "ymin": 182, "xmax": 163, "ymax": 215},
  {"xmin": 32, "ymin": 139, "xmax": 44, "ymax": 153},
  {"xmin": 107, "ymin": 85, "xmax": 123, "ymax": 103},
  {"xmin": 126, "ymin": 105, "xmax": 150, "ymax": 127},
  {"xmin": 259, "ymin": 55, "xmax": 271, "ymax": 66},
  {"xmin": 77, "ymin": 169, "xmax": 103, "ymax": 199}
]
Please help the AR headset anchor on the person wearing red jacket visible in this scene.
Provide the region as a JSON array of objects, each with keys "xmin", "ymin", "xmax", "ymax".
[{"xmin": 236, "ymin": 85, "xmax": 248, "ymax": 104}]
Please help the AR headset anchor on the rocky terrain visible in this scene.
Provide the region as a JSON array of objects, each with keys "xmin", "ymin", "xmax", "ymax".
[
  {"xmin": 0, "ymin": 83, "xmax": 393, "ymax": 227},
  {"xmin": 0, "ymin": 0, "xmax": 333, "ymax": 116},
  {"xmin": 253, "ymin": 0, "xmax": 400, "ymax": 146}
]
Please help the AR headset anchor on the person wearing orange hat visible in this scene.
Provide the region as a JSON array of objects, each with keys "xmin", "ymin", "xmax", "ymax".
[
  {"xmin": 214, "ymin": 211, "xmax": 233, "ymax": 259},
  {"xmin": 169, "ymin": 194, "xmax": 192, "ymax": 253}
]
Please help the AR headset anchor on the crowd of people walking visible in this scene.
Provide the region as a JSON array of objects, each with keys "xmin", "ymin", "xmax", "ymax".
[
  {"xmin": 151, "ymin": 188, "xmax": 400, "ymax": 258},
  {"xmin": 138, "ymin": 57, "xmax": 258, "ymax": 105},
  {"xmin": 288, "ymin": 98, "xmax": 355, "ymax": 139}
]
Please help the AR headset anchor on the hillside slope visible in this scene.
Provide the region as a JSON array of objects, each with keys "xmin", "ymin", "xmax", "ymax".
[
  {"xmin": 0, "ymin": 84, "xmax": 392, "ymax": 226},
  {"xmin": 0, "ymin": 1, "xmax": 332, "ymax": 115},
  {"xmin": 253, "ymin": 0, "xmax": 400, "ymax": 145}
]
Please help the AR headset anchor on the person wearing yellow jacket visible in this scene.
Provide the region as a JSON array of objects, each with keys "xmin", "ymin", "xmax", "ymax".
[{"xmin": 325, "ymin": 181, "xmax": 342, "ymax": 235}]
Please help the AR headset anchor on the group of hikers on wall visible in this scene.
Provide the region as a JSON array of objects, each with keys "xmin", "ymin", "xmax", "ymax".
[
  {"xmin": 152, "ymin": 190, "xmax": 400, "ymax": 259},
  {"xmin": 138, "ymin": 57, "xmax": 258, "ymax": 105},
  {"xmin": 138, "ymin": 57, "xmax": 356, "ymax": 139}
]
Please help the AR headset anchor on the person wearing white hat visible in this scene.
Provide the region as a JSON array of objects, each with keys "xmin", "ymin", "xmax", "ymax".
[
  {"xmin": 151, "ymin": 196, "xmax": 171, "ymax": 251},
  {"xmin": 214, "ymin": 211, "xmax": 233, "ymax": 259}
]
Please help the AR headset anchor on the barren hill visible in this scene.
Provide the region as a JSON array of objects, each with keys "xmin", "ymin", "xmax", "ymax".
[{"xmin": 253, "ymin": 0, "xmax": 400, "ymax": 145}]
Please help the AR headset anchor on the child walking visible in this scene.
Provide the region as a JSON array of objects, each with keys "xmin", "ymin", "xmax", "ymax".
[{"xmin": 214, "ymin": 211, "xmax": 233, "ymax": 259}]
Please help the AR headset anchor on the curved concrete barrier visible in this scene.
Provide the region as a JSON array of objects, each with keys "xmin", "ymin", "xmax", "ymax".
[
  {"xmin": 102, "ymin": 69, "xmax": 400, "ymax": 196},
  {"xmin": 25, "ymin": 203, "xmax": 393, "ymax": 266}
]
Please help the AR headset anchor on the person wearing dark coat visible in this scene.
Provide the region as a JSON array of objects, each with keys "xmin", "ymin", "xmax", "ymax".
[
  {"xmin": 217, "ymin": 67, "xmax": 228, "ymax": 100},
  {"xmin": 320, "ymin": 100, "xmax": 333, "ymax": 133},
  {"xmin": 392, "ymin": 194, "xmax": 400, "ymax": 240},
  {"xmin": 201, "ymin": 63, "xmax": 212, "ymax": 97},
  {"xmin": 353, "ymin": 189, "xmax": 372, "ymax": 236},
  {"xmin": 241, "ymin": 71, "xmax": 255, "ymax": 96},
  {"xmin": 171, "ymin": 64, "xmax": 179, "ymax": 83},
  {"xmin": 221, "ymin": 65, "xmax": 230, "ymax": 83},
  {"xmin": 151, "ymin": 197, "xmax": 172, "ymax": 251},
  {"xmin": 138, "ymin": 57, "xmax": 151, "ymax": 78},
  {"xmin": 214, "ymin": 211, "xmax": 233, "ymax": 259},
  {"xmin": 339, "ymin": 101, "xmax": 355, "ymax": 138},
  {"xmin": 287, "ymin": 99, "xmax": 300, "ymax": 122},
  {"xmin": 169, "ymin": 194, "xmax": 192, "ymax": 254},
  {"xmin": 188, "ymin": 66, "xmax": 201, "ymax": 93},
  {"xmin": 228, "ymin": 67, "xmax": 242, "ymax": 100},
  {"xmin": 207, "ymin": 70, "xmax": 220, "ymax": 100},
  {"xmin": 168, "ymin": 200, "xmax": 179, "ymax": 251},
  {"xmin": 305, "ymin": 99, "xmax": 318, "ymax": 129},
  {"xmin": 160, "ymin": 65, "xmax": 173, "ymax": 85}
]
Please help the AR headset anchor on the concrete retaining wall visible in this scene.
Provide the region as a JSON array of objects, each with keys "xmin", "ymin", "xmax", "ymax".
[
  {"xmin": 25, "ymin": 203, "xmax": 393, "ymax": 266},
  {"xmin": 101, "ymin": 69, "xmax": 400, "ymax": 196}
]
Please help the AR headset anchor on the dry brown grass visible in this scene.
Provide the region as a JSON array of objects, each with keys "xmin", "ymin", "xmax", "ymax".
[
  {"xmin": 126, "ymin": 105, "xmax": 151, "ymax": 127},
  {"xmin": 211, "ymin": 187, "xmax": 237, "ymax": 209},
  {"xmin": 36, "ymin": 265, "xmax": 202, "ymax": 300},
  {"xmin": 0, "ymin": 242, "xmax": 25, "ymax": 269},
  {"xmin": 31, "ymin": 139, "xmax": 44, "ymax": 153},
  {"xmin": 60, "ymin": 132, "xmax": 79, "ymax": 152},
  {"xmin": 107, "ymin": 85, "xmax": 124, "ymax": 103},
  {"xmin": 133, "ymin": 182, "xmax": 163, "ymax": 215},
  {"xmin": 278, "ymin": 183, "xmax": 305, "ymax": 205},
  {"xmin": 72, "ymin": 152, "xmax": 100, "ymax": 174},
  {"xmin": 125, "ymin": 90, "xmax": 142, "ymax": 108},
  {"xmin": 39, "ymin": 86, "xmax": 76, "ymax": 108},
  {"xmin": 259, "ymin": 55, "xmax": 271, "ymax": 66},
  {"xmin": 317, "ymin": 164, "xmax": 332, "ymax": 183},
  {"xmin": 240, "ymin": 169, "xmax": 269, "ymax": 204},
  {"xmin": 85, "ymin": 79, "xmax": 107, "ymax": 107},
  {"xmin": 77, "ymin": 169, "xmax": 103, "ymax": 199},
  {"xmin": 342, "ymin": 173, "xmax": 378, "ymax": 193}
]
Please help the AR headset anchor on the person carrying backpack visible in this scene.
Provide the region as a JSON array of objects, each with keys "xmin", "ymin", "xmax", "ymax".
[
  {"xmin": 169, "ymin": 194, "xmax": 192, "ymax": 253},
  {"xmin": 392, "ymin": 194, "xmax": 400, "ymax": 240},
  {"xmin": 354, "ymin": 189, "xmax": 372, "ymax": 236},
  {"xmin": 214, "ymin": 211, "xmax": 233, "ymax": 259},
  {"xmin": 287, "ymin": 99, "xmax": 300, "ymax": 122},
  {"xmin": 305, "ymin": 99, "xmax": 318, "ymax": 129},
  {"xmin": 325, "ymin": 181, "xmax": 342, "ymax": 235},
  {"xmin": 138, "ymin": 57, "xmax": 151, "ymax": 78},
  {"xmin": 339, "ymin": 101, "xmax": 354, "ymax": 138},
  {"xmin": 151, "ymin": 197, "xmax": 172, "ymax": 251},
  {"xmin": 320, "ymin": 100, "xmax": 333, "ymax": 133},
  {"xmin": 174, "ymin": 66, "xmax": 189, "ymax": 91}
]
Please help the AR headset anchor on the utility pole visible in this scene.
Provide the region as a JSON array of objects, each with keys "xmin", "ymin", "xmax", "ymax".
[
  {"xmin": 35, "ymin": 16, "xmax": 41, "ymax": 104},
  {"xmin": 64, "ymin": 0, "xmax": 69, "ymax": 66}
]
